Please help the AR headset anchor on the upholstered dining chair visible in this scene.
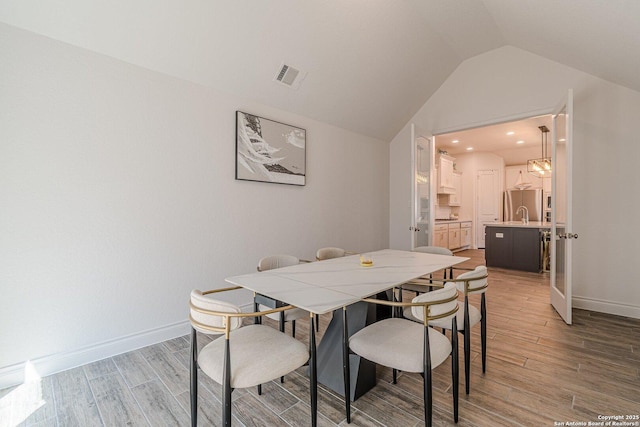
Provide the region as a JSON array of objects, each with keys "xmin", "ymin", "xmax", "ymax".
[
  {"xmin": 401, "ymin": 246, "xmax": 455, "ymax": 295},
  {"xmin": 189, "ymin": 287, "xmax": 313, "ymax": 427},
  {"xmin": 315, "ymin": 247, "xmax": 356, "ymax": 261},
  {"xmin": 404, "ymin": 265, "xmax": 489, "ymax": 395},
  {"xmin": 343, "ymin": 283, "xmax": 460, "ymax": 427},
  {"xmin": 256, "ymin": 254, "xmax": 313, "ymax": 337}
]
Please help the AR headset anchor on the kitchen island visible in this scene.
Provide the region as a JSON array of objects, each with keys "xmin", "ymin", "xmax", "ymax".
[{"xmin": 485, "ymin": 222, "xmax": 551, "ymax": 272}]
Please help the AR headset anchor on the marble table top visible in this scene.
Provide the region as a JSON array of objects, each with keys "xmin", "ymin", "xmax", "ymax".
[{"xmin": 226, "ymin": 249, "xmax": 469, "ymax": 314}]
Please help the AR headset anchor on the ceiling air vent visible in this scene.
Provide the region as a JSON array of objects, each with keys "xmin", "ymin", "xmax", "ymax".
[{"xmin": 274, "ymin": 63, "xmax": 307, "ymax": 90}]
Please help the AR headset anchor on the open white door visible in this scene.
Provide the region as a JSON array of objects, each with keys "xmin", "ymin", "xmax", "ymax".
[
  {"xmin": 550, "ymin": 90, "xmax": 576, "ymax": 324},
  {"xmin": 410, "ymin": 124, "xmax": 434, "ymax": 249}
]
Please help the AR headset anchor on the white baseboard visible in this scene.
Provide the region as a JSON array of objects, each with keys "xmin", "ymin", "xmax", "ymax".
[
  {"xmin": 573, "ymin": 296, "xmax": 640, "ymax": 320},
  {"xmin": 1, "ymin": 303, "xmax": 255, "ymax": 390},
  {"xmin": 0, "ymin": 320, "xmax": 192, "ymax": 390}
]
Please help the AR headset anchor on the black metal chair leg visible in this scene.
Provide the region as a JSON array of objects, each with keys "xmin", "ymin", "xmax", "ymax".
[
  {"xmin": 342, "ymin": 307, "xmax": 351, "ymax": 423},
  {"xmin": 464, "ymin": 297, "xmax": 471, "ymax": 395},
  {"xmin": 481, "ymin": 293, "xmax": 487, "ymax": 373},
  {"xmin": 310, "ymin": 313, "xmax": 318, "ymax": 427},
  {"xmin": 316, "ymin": 314, "xmax": 320, "ymax": 332},
  {"xmin": 423, "ymin": 325, "xmax": 433, "ymax": 427},
  {"xmin": 222, "ymin": 338, "xmax": 232, "ymax": 427},
  {"xmin": 190, "ymin": 328, "xmax": 198, "ymax": 427},
  {"xmin": 257, "ymin": 384, "xmax": 262, "ymax": 395},
  {"xmin": 279, "ymin": 311, "xmax": 287, "ymax": 383},
  {"xmin": 451, "ymin": 318, "xmax": 459, "ymax": 423},
  {"xmin": 392, "ymin": 368, "xmax": 397, "ymax": 384},
  {"xmin": 279, "ymin": 312, "xmax": 285, "ymax": 333},
  {"xmin": 254, "ymin": 301, "xmax": 260, "ymax": 325},
  {"xmin": 292, "ymin": 319, "xmax": 296, "ymax": 338}
]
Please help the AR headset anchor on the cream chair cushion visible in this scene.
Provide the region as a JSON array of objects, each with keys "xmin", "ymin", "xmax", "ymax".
[
  {"xmin": 413, "ymin": 246, "xmax": 454, "ymax": 256},
  {"xmin": 403, "ymin": 279, "xmax": 482, "ymax": 330},
  {"xmin": 455, "ymin": 266, "xmax": 488, "ymax": 294},
  {"xmin": 316, "ymin": 247, "xmax": 346, "ymax": 260},
  {"xmin": 190, "ymin": 290, "xmax": 242, "ymax": 334},
  {"xmin": 405, "ymin": 301, "xmax": 481, "ymax": 331},
  {"xmin": 349, "ymin": 318, "xmax": 451, "ymax": 373},
  {"xmin": 198, "ymin": 324, "xmax": 309, "ymax": 389},
  {"xmin": 409, "ymin": 282, "xmax": 458, "ymax": 322},
  {"xmin": 256, "ymin": 254, "xmax": 309, "ymax": 323},
  {"xmin": 257, "ymin": 254, "xmax": 300, "ymax": 271}
]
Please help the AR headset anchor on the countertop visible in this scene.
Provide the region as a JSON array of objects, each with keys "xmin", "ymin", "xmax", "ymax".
[
  {"xmin": 434, "ymin": 219, "xmax": 472, "ymax": 224},
  {"xmin": 486, "ymin": 221, "xmax": 551, "ymax": 229}
]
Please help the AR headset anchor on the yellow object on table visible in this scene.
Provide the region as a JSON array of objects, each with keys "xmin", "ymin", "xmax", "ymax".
[{"xmin": 360, "ymin": 254, "xmax": 373, "ymax": 267}]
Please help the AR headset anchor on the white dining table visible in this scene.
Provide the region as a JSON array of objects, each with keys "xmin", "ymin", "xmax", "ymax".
[
  {"xmin": 226, "ymin": 249, "xmax": 469, "ymax": 313},
  {"xmin": 225, "ymin": 249, "xmax": 469, "ymax": 426}
]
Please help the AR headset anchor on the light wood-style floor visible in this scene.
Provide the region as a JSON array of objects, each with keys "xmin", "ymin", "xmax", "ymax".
[{"xmin": 2, "ymin": 250, "xmax": 640, "ymax": 426}]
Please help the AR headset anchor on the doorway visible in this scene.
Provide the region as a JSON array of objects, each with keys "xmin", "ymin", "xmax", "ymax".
[{"xmin": 433, "ymin": 113, "xmax": 554, "ymax": 249}]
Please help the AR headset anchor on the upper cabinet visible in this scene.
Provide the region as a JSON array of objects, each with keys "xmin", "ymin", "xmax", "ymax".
[
  {"xmin": 437, "ymin": 154, "xmax": 456, "ymax": 194},
  {"xmin": 437, "ymin": 154, "xmax": 462, "ymax": 206},
  {"xmin": 448, "ymin": 171, "xmax": 462, "ymax": 206}
]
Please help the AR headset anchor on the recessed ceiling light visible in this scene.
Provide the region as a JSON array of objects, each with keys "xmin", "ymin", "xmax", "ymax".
[
  {"xmin": 452, "ymin": 140, "xmax": 459, "ymax": 144},
  {"xmin": 559, "ymin": 138, "xmax": 566, "ymax": 142},
  {"xmin": 466, "ymin": 147, "xmax": 473, "ymax": 151},
  {"xmin": 506, "ymin": 131, "xmax": 515, "ymax": 136},
  {"xmin": 516, "ymin": 140, "xmax": 525, "ymax": 144}
]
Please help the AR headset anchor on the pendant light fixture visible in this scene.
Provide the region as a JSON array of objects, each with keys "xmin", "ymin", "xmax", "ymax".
[
  {"xmin": 527, "ymin": 125, "xmax": 552, "ymax": 178},
  {"xmin": 513, "ymin": 170, "xmax": 532, "ymax": 190}
]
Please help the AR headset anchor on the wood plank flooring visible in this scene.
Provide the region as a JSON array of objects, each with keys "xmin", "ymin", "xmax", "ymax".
[{"xmin": 2, "ymin": 249, "xmax": 639, "ymax": 426}]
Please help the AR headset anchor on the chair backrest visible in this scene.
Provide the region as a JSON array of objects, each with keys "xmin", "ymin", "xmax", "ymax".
[
  {"xmin": 413, "ymin": 246, "xmax": 454, "ymax": 256},
  {"xmin": 454, "ymin": 266, "xmax": 488, "ymax": 295},
  {"xmin": 410, "ymin": 282, "xmax": 459, "ymax": 323},
  {"xmin": 190, "ymin": 289, "xmax": 243, "ymax": 334},
  {"xmin": 316, "ymin": 247, "xmax": 346, "ymax": 260},
  {"xmin": 257, "ymin": 254, "xmax": 300, "ymax": 271}
]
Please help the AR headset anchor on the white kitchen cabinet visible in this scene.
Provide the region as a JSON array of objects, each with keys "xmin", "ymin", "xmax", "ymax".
[
  {"xmin": 433, "ymin": 224, "xmax": 449, "ymax": 248},
  {"xmin": 437, "ymin": 154, "xmax": 456, "ymax": 194},
  {"xmin": 434, "ymin": 221, "xmax": 471, "ymax": 250},
  {"xmin": 448, "ymin": 223, "xmax": 461, "ymax": 250},
  {"xmin": 437, "ymin": 170, "xmax": 462, "ymax": 206},
  {"xmin": 461, "ymin": 222, "xmax": 472, "ymax": 247},
  {"xmin": 448, "ymin": 171, "xmax": 462, "ymax": 206}
]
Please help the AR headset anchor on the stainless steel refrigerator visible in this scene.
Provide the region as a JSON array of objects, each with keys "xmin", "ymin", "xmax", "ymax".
[{"xmin": 504, "ymin": 189, "xmax": 543, "ymax": 222}]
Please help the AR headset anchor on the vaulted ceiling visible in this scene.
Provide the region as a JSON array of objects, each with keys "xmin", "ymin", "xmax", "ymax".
[{"xmin": 1, "ymin": 0, "xmax": 639, "ymax": 141}]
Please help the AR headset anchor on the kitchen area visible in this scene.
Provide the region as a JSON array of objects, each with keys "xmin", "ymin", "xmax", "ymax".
[
  {"xmin": 428, "ymin": 116, "xmax": 562, "ymax": 273},
  {"xmin": 485, "ymin": 185, "xmax": 552, "ymax": 272}
]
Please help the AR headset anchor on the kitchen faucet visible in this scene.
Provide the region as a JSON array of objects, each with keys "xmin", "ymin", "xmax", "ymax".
[{"xmin": 516, "ymin": 205, "xmax": 529, "ymax": 224}]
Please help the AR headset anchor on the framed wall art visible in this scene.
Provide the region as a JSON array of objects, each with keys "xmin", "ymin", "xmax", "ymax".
[{"xmin": 235, "ymin": 111, "xmax": 306, "ymax": 186}]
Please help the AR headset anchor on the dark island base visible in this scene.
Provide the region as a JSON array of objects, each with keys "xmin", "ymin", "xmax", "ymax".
[{"xmin": 485, "ymin": 226, "xmax": 542, "ymax": 272}]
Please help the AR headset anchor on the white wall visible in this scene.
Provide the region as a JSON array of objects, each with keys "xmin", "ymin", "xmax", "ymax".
[
  {"xmin": 390, "ymin": 45, "xmax": 640, "ymax": 319},
  {"xmin": 0, "ymin": 24, "xmax": 389, "ymax": 387}
]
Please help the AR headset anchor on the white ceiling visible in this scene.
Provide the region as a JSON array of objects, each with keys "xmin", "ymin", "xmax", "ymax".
[
  {"xmin": 1, "ymin": 0, "xmax": 639, "ymax": 141},
  {"xmin": 436, "ymin": 114, "xmax": 553, "ymax": 166}
]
